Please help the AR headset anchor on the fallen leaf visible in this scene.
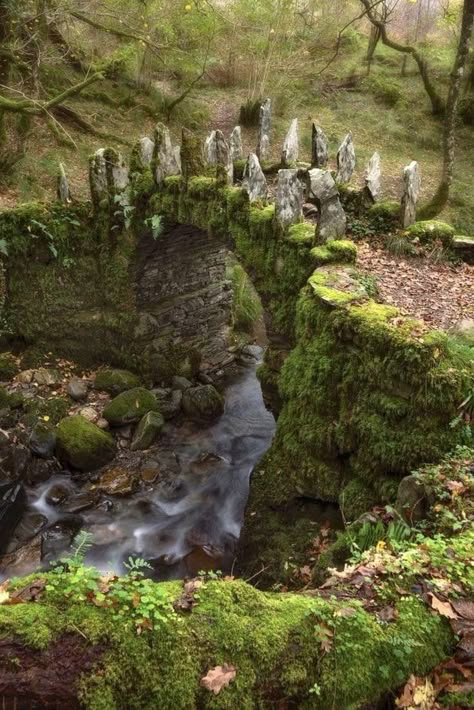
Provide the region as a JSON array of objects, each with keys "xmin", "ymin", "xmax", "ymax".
[
  {"xmin": 200, "ymin": 664, "xmax": 236, "ymax": 695},
  {"xmin": 377, "ymin": 606, "xmax": 399, "ymax": 623},
  {"xmin": 11, "ymin": 579, "xmax": 46, "ymax": 602},
  {"xmin": 336, "ymin": 607, "xmax": 356, "ymax": 618},
  {"xmin": 428, "ymin": 594, "xmax": 459, "ymax": 619},
  {"xmin": 452, "ymin": 600, "xmax": 474, "ymax": 621}
]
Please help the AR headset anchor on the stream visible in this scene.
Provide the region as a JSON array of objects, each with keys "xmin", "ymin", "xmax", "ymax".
[{"xmin": 2, "ymin": 351, "xmax": 276, "ymax": 580}]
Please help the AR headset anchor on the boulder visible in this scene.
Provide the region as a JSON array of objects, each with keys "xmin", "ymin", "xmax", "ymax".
[
  {"xmin": 182, "ymin": 385, "xmax": 224, "ymax": 424},
  {"xmin": 79, "ymin": 406, "xmax": 99, "ymax": 423},
  {"xmin": 130, "ymin": 411, "xmax": 164, "ymax": 451},
  {"xmin": 46, "ymin": 484, "xmax": 69, "ymax": 506},
  {"xmin": 66, "ymin": 378, "xmax": 88, "ymax": 401},
  {"xmin": 159, "ymin": 390, "xmax": 183, "ymax": 420},
  {"xmin": 34, "ymin": 368, "xmax": 62, "ymax": 387},
  {"xmin": 102, "ymin": 388, "xmax": 159, "ymax": 427},
  {"xmin": 29, "ymin": 423, "xmax": 56, "ymax": 459},
  {"xmin": 55, "ymin": 415, "xmax": 116, "ymax": 472},
  {"xmin": 17, "ymin": 370, "xmax": 34, "ymax": 385},
  {"xmin": 94, "ymin": 369, "xmax": 141, "ymax": 396}
]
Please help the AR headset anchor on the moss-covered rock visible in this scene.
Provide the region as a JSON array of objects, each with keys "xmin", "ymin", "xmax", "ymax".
[
  {"xmin": 94, "ymin": 369, "xmax": 141, "ymax": 396},
  {"xmin": 55, "ymin": 415, "xmax": 116, "ymax": 472},
  {"xmin": 339, "ymin": 478, "xmax": 378, "ymax": 522},
  {"xmin": 182, "ymin": 385, "xmax": 224, "ymax": 423},
  {"xmin": 130, "ymin": 411, "xmax": 164, "ymax": 451},
  {"xmin": 102, "ymin": 387, "xmax": 159, "ymax": 426},
  {"xmin": 368, "ymin": 200, "xmax": 400, "ymax": 224},
  {"xmin": 405, "ymin": 220, "xmax": 455, "ymax": 247}
]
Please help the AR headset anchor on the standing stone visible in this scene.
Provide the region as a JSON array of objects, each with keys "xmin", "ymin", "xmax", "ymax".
[
  {"xmin": 89, "ymin": 148, "xmax": 129, "ymax": 206},
  {"xmin": 181, "ymin": 128, "xmax": 205, "ymax": 180},
  {"xmin": 256, "ymin": 98, "xmax": 272, "ymax": 161},
  {"xmin": 242, "ymin": 153, "xmax": 267, "ymax": 203},
  {"xmin": 365, "ymin": 152, "xmax": 381, "ymax": 202},
  {"xmin": 336, "ymin": 132, "xmax": 356, "ymax": 184},
  {"xmin": 153, "ymin": 123, "xmax": 181, "ymax": 185},
  {"xmin": 89, "ymin": 149, "xmax": 108, "ymax": 205},
  {"xmin": 230, "ymin": 126, "xmax": 243, "ymax": 161},
  {"xmin": 204, "ymin": 129, "xmax": 233, "ymax": 184},
  {"xmin": 275, "ymin": 169, "xmax": 304, "ymax": 228},
  {"xmin": 130, "ymin": 137, "xmax": 155, "ymax": 173},
  {"xmin": 109, "ymin": 150, "xmax": 129, "ymax": 193},
  {"xmin": 400, "ymin": 160, "xmax": 421, "ymax": 228},
  {"xmin": 281, "ymin": 119, "xmax": 299, "ymax": 166},
  {"xmin": 307, "ymin": 168, "xmax": 346, "ymax": 241},
  {"xmin": 57, "ymin": 163, "xmax": 71, "ymax": 204},
  {"xmin": 311, "ymin": 123, "xmax": 329, "ymax": 168},
  {"xmin": 174, "ymin": 146, "xmax": 182, "ymax": 173}
]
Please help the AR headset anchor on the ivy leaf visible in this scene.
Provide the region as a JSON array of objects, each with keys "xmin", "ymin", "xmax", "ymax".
[{"xmin": 200, "ymin": 664, "xmax": 236, "ymax": 695}]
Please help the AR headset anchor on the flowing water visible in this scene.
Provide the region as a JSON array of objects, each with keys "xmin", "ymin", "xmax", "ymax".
[{"xmin": 6, "ymin": 352, "xmax": 276, "ymax": 579}]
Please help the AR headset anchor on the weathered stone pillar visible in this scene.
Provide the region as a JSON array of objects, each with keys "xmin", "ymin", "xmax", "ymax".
[
  {"xmin": 204, "ymin": 129, "xmax": 233, "ymax": 184},
  {"xmin": 281, "ymin": 119, "xmax": 299, "ymax": 166},
  {"xmin": 336, "ymin": 132, "xmax": 356, "ymax": 184},
  {"xmin": 400, "ymin": 160, "xmax": 421, "ymax": 228},
  {"xmin": 153, "ymin": 123, "xmax": 181, "ymax": 185},
  {"xmin": 130, "ymin": 137, "xmax": 155, "ymax": 173},
  {"xmin": 256, "ymin": 98, "xmax": 271, "ymax": 161},
  {"xmin": 230, "ymin": 126, "xmax": 243, "ymax": 161},
  {"xmin": 242, "ymin": 153, "xmax": 267, "ymax": 203},
  {"xmin": 89, "ymin": 148, "xmax": 129, "ymax": 207},
  {"xmin": 364, "ymin": 152, "xmax": 381, "ymax": 203},
  {"xmin": 181, "ymin": 128, "xmax": 205, "ymax": 181},
  {"xmin": 275, "ymin": 169, "xmax": 304, "ymax": 228},
  {"xmin": 311, "ymin": 123, "xmax": 329, "ymax": 168},
  {"xmin": 57, "ymin": 163, "xmax": 71, "ymax": 204},
  {"xmin": 307, "ymin": 168, "xmax": 346, "ymax": 241}
]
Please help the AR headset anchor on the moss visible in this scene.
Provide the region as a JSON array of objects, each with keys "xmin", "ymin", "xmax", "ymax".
[
  {"xmin": 368, "ymin": 200, "xmax": 400, "ymax": 224},
  {"xmin": 102, "ymin": 387, "xmax": 158, "ymax": 426},
  {"xmin": 0, "ymin": 352, "xmax": 19, "ymax": 381},
  {"xmin": 405, "ymin": 220, "xmax": 455, "ymax": 247},
  {"xmin": 22, "ymin": 395, "xmax": 69, "ymax": 427},
  {"xmin": 94, "ymin": 369, "xmax": 141, "ymax": 396},
  {"xmin": 55, "ymin": 415, "xmax": 116, "ymax": 472},
  {"xmin": 339, "ymin": 478, "xmax": 378, "ymax": 522},
  {"xmin": 285, "ymin": 223, "xmax": 315, "ymax": 246},
  {"xmin": 181, "ymin": 128, "xmax": 206, "ymax": 180}
]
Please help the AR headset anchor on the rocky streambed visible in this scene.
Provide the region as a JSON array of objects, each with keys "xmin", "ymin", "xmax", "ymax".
[{"xmin": 0, "ymin": 347, "xmax": 275, "ymax": 580}]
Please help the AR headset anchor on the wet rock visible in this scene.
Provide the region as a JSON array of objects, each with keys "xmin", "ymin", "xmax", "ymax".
[
  {"xmin": 336, "ymin": 132, "xmax": 356, "ymax": 184},
  {"xmin": 46, "ymin": 484, "xmax": 69, "ymax": 506},
  {"xmin": 42, "ymin": 517, "xmax": 82, "ymax": 561},
  {"xmin": 60, "ymin": 491, "xmax": 99, "ymax": 514},
  {"xmin": 55, "ymin": 415, "xmax": 116, "ymax": 472},
  {"xmin": 33, "ymin": 368, "xmax": 62, "ymax": 387},
  {"xmin": 311, "ymin": 123, "xmax": 329, "ymax": 168},
  {"xmin": 29, "ymin": 423, "xmax": 56, "ymax": 459},
  {"xmin": 230, "ymin": 126, "xmax": 243, "ymax": 161},
  {"xmin": 275, "ymin": 169, "xmax": 304, "ymax": 228},
  {"xmin": 17, "ymin": 369, "xmax": 34, "ymax": 385},
  {"xmin": 160, "ymin": 390, "xmax": 183, "ymax": 420},
  {"xmin": 182, "ymin": 385, "xmax": 224, "ymax": 424},
  {"xmin": 66, "ymin": 378, "xmax": 88, "ymax": 401},
  {"xmin": 131, "ymin": 411, "xmax": 164, "ymax": 451},
  {"xmin": 256, "ymin": 98, "xmax": 271, "ymax": 160},
  {"xmin": 401, "ymin": 160, "xmax": 421, "ymax": 228},
  {"xmin": 0, "ymin": 481, "xmax": 26, "ymax": 554},
  {"xmin": 103, "ymin": 387, "xmax": 159, "ymax": 426},
  {"xmin": 0, "ymin": 534, "xmax": 42, "ymax": 574},
  {"xmin": 93, "ymin": 467, "xmax": 137, "ymax": 496},
  {"xmin": 140, "ymin": 464, "xmax": 160, "ymax": 483},
  {"xmin": 172, "ymin": 376, "xmax": 193, "ymax": 391},
  {"xmin": 153, "ymin": 123, "xmax": 181, "ymax": 185},
  {"xmin": 242, "ymin": 153, "xmax": 268, "ymax": 203},
  {"xmin": 9, "ymin": 512, "xmax": 48, "ymax": 547},
  {"xmin": 94, "ymin": 368, "xmax": 141, "ymax": 396},
  {"xmin": 281, "ymin": 118, "xmax": 299, "ymax": 165},
  {"xmin": 25, "ymin": 458, "xmax": 61, "ymax": 487},
  {"xmin": 365, "ymin": 151, "xmax": 381, "ymax": 202},
  {"xmin": 0, "ymin": 444, "xmax": 32, "ymax": 483}
]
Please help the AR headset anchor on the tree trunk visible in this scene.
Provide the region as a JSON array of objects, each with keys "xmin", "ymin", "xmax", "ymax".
[{"xmin": 422, "ymin": 0, "xmax": 474, "ymax": 215}]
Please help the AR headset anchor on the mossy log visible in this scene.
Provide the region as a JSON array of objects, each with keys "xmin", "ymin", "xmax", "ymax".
[{"xmin": 0, "ymin": 578, "xmax": 453, "ymax": 709}]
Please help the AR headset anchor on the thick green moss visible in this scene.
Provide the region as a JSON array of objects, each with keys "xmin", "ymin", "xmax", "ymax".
[
  {"xmin": 406, "ymin": 220, "xmax": 455, "ymax": 247},
  {"xmin": 285, "ymin": 223, "xmax": 315, "ymax": 246},
  {"xmin": 55, "ymin": 415, "xmax": 116, "ymax": 471},
  {"xmin": 368, "ymin": 200, "xmax": 400, "ymax": 223},
  {"xmin": 94, "ymin": 368, "xmax": 141, "ymax": 395},
  {"xmin": 102, "ymin": 387, "xmax": 158, "ymax": 426}
]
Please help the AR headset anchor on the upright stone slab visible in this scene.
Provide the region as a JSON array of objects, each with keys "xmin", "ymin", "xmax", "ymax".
[
  {"xmin": 130, "ymin": 137, "xmax": 155, "ymax": 173},
  {"xmin": 109, "ymin": 150, "xmax": 129, "ymax": 193},
  {"xmin": 365, "ymin": 152, "xmax": 381, "ymax": 202},
  {"xmin": 89, "ymin": 149, "xmax": 108, "ymax": 206},
  {"xmin": 401, "ymin": 161, "xmax": 421, "ymax": 228},
  {"xmin": 242, "ymin": 153, "xmax": 267, "ymax": 203},
  {"xmin": 275, "ymin": 169, "xmax": 304, "ymax": 228},
  {"xmin": 57, "ymin": 163, "xmax": 71, "ymax": 204},
  {"xmin": 281, "ymin": 119, "xmax": 299, "ymax": 166},
  {"xmin": 153, "ymin": 123, "xmax": 181, "ymax": 185},
  {"xmin": 204, "ymin": 129, "xmax": 233, "ymax": 184},
  {"xmin": 256, "ymin": 98, "xmax": 272, "ymax": 161},
  {"xmin": 311, "ymin": 123, "xmax": 329, "ymax": 168},
  {"xmin": 336, "ymin": 132, "xmax": 356, "ymax": 184},
  {"xmin": 230, "ymin": 126, "xmax": 243, "ymax": 161},
  {"xmin": 181, "ymin": 128, "xmax": 205, "ymax": 181},
  {"xmin": 307, "ymin": 168, "xmax": 346, "ymax": 241},
  {"xmin": 89, "ymin": 148, "xmax": 129, "ymax": 207}
]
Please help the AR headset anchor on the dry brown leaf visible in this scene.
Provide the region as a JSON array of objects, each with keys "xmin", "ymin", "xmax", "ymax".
[
  {"xmin": 200, "ymin": 664, "xmax": 236, "ymax": 695},
  {"xmin": 428, "ymin": 594, "xmax": 459, "ymax": 620},
  {"xmin": 451, "ymin": 599, "xmax": 474, "ymax": 621},
  {"xmin": 378, "ymin": 606, "xmax": 399, "ymax": 623}
]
